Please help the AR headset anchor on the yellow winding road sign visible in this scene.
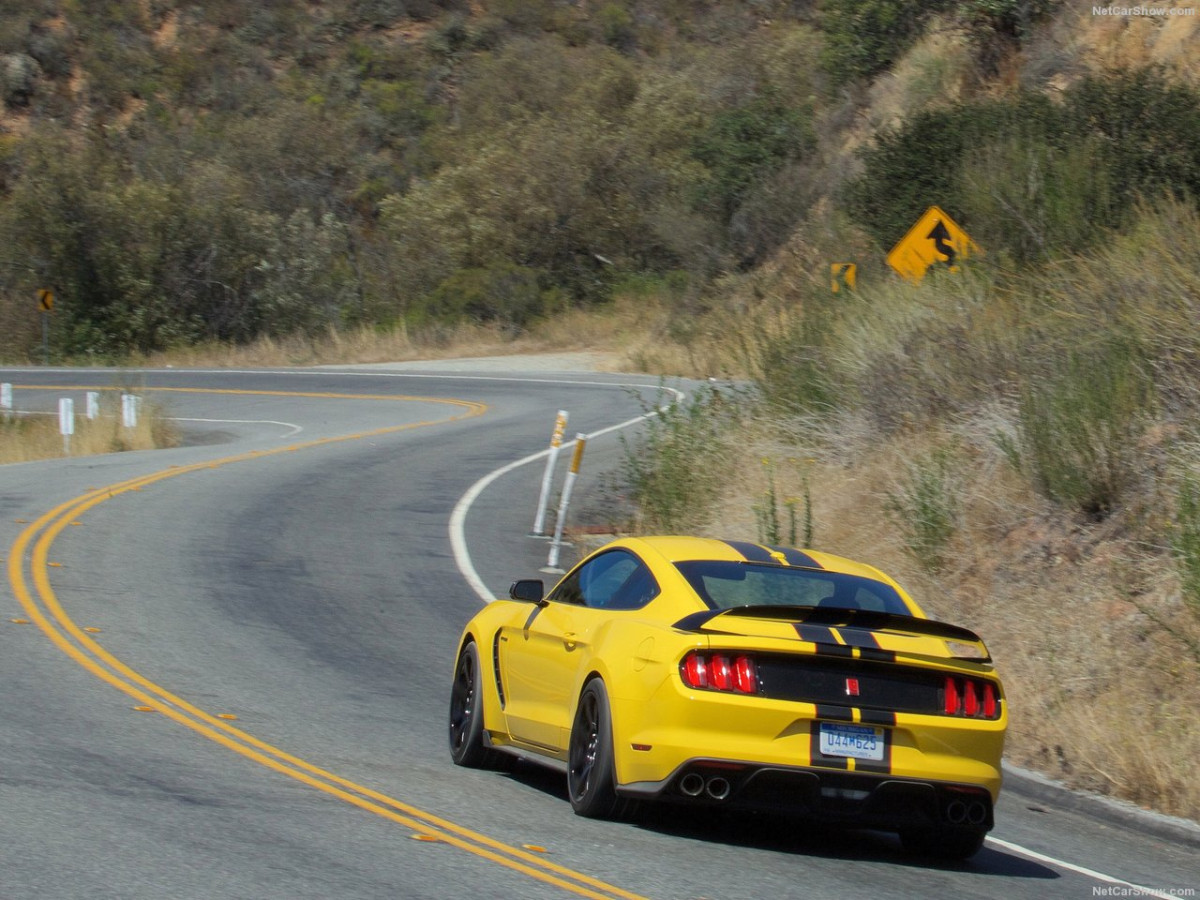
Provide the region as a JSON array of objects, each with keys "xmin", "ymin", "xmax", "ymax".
[{"xmin": 887, "ymin": 207, "xmax": 978, "ymax": 283}]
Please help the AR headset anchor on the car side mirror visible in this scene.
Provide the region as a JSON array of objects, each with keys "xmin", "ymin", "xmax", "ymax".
[{"xmin": 509, "ymin": 579, "xmax": 545, "ymax": 604}]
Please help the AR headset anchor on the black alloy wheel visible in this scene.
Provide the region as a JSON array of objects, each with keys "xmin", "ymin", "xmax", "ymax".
[
  {"xmin": 448, "ymin": 642, "xmax": 496, "ymax": 768},
  {"xmin": 567, "ymin": 680, "xmax": 633, "ymax": 819}
]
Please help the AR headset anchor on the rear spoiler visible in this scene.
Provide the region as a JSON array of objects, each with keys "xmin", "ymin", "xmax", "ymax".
[{"xmin": 673, "ymin": 604, "xmax": 990, "ymax": 660}]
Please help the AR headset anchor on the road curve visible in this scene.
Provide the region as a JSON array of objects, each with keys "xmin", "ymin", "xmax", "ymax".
[{"xmin": 0, "ymin": 364, "xmax": 1195, "ymax": 900}]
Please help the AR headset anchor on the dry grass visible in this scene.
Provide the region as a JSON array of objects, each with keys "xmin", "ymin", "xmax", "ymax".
[
  {"xmin": 684, "ymin": 409, "xmax": 1200, "ymax": 821},
  {"xmin": 0, "ymin": 395, "xmax": 178, "ymax": 464}
]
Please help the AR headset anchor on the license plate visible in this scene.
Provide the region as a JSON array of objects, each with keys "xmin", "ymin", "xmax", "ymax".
[{"xmin": 818, "ymin": 722, "xmax": 884, "ymax": 761}]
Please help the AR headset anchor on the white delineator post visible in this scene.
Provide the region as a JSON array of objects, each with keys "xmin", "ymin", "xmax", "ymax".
[
  {"xmin": 532, "ymin": 409, "xmax": 569, "ymax": 536},
  {"xmin": 59, "ymin": 397, "xmax": 74, "ymax": 455},
  {"xmin": 86, "ymin": 391, "xmax": 100, "ymax": 420},
  {"xmin": 543, "ymin": 433, "xmax": 587, "ymax": 574},
  {"xmin": 1, "ymin": 383, "xmax": 12, "ymax": 412},
  {"xmin": 121, "ymin": 393, "xmax": 139, "ymax": 428}
]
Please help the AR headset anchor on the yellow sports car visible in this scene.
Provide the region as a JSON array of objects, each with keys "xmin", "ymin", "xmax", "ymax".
[{"xmin": 448, "ymin": 536, "xmax": 1006, "ymax": 859}]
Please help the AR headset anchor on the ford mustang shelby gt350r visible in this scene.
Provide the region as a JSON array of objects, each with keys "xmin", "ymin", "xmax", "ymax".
[{"xmin": 448, "ymin": 536, "xmax": 1006, "ymax": 859}]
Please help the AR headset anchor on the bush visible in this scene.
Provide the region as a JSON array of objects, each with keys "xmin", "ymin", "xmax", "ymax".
[
  {"xmin": 847, "ymin": 72, "xmax": 1200, "ymax": 261},
  {"xmin": 416, "ymin": 263, "xmax": 555, "ymax": 330},
  {"xmin": 690, "ymin": 94, "xmax": 815, "ymax": 225},
  {"xmin": 818, "ymin": 0, "xmax": 953, "ymax": 86},
  {"xmin": 620, "ymin": 385, "xmax": 736, "ymax": 533},
  {"xmin": 1174, "ymin": 475, "xmax": 1200, "ymax": 618},
  {"xmin": 885, "ymin": 447, "xmax": 962, "ymax": 573},
  {"xmin": 1012, "ymin": 338, "xmax": 1156, "ymax": 519}
]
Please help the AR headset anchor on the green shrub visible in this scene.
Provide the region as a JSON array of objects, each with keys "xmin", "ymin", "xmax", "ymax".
[
  {"xmin": 885, "ymin": 447, "xmax": 961, "ymax": 573},
  {"xmin": 416, "ymin": 263, "xmax": 553, "ymax": 330},
  {"xmin": 690, "ymin": 94, "xmax": 815, "ymax": 224},
  {"xmin": 620, "ymin": 385, "xmax": 736, "ymax": 533},
  {"xmin": 818, "ymin": 0, "xmax": 953, "ymax": 86},
  {"xmin": 1173, "ymin": 475, "xmax": 1200, "ymax": 618},
  {"xmin": 1013, "ymin": 338, "xmax": 1156, "ymax": 519},
  {"xmin": 747, "ymin": 306, "xmax": 840, "ymax": 417},
  {"xmin": 847, "ymin": 72, "xmax": 1200, "ymax": 261}
]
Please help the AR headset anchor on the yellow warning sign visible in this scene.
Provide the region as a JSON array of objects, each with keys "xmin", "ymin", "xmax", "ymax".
[
  {"xmin": 886, "ymin": 207, "xmax": 978, "ymax": 283},
  {"xmin": 830, "ymin": 263, "xmax": 856, "ymax": 293},
  {"xmin": 37, "ymin": 288, "xmax": 54, "ymax": 312}
]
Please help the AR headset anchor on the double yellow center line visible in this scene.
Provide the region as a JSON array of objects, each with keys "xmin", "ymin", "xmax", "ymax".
[{"xmin": 6, "ymin": 386, "xmax": 646, "ymax": 900}]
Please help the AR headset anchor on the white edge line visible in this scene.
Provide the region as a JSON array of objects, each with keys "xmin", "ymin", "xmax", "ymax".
[
  {"xmin": 985, "ymin": 836, "xmax": 1181, "ymax": 899},
  {"xmin": 449, "ymin": 387, "xmax": 685, "ymax": 604},
  {"xmin": 174, "ymin": 417, "xmax": 304, "ymax": 438}
]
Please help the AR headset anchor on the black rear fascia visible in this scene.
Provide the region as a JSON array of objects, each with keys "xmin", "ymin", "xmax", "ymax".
[{"xmin": 754, "ymin": 653, "xmax": 944, "ymax": 716}]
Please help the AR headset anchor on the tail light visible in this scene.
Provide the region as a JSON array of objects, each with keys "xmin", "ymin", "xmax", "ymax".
[
  {"xmin": 710, "ymin": 655, "xmax": 733, "ymax": 691},
  {"xmin": 943, "ymin": 675, "xmax": 1001, "ymax": 719},
  {"xmin": 681, "ymin": 652, "xmax": 759, "ymax": 695}
]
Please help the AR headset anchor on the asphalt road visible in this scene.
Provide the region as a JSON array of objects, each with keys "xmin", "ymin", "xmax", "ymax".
[{"xmin": 1, "ymin": 363, "xmax": 1196, "ymax": 900}]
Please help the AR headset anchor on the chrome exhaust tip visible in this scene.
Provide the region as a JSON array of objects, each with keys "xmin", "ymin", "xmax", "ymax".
[
  {"xmin": 679, "ymin": 773, "xmax": 705, "ymax": 797},
  {"xmin": 705, "ymin": 777, "xmax": 732, "ymax": 801}
]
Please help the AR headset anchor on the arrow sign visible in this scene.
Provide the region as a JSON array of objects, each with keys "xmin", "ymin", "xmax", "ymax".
[
  {"xmin": 37, "ymin": 289, "xmax": 54, "ymax": 312},
  {"xmin": 926, "ymin": 220, "xmax": 956, "ymax": 266},
  {"xmin": 830, "ymin": 263, "xmax": 857, "ymax": 293},
  {"xmin": 886, "ymin": 206, "xmax": 979, "ymax": 283}
]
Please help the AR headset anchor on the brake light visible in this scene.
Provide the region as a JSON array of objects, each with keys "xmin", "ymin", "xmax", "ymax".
[
  {"xmin": 734, "ymin": 656, "xmax": 758, "ymax": 694},
  {"xmin": 943, "ymin": 675, "xmax": 1000, "ymax": 719},
  {"xmin": 710, "ymin": 655, "xmax": 733, "ymax": 691},
  {"xmin": 944, "ymin": 675, "xmax": 960, "ymax": 715},
  {"xmin": 682, "ymin": 653, "xmax": 708, "ymax": 689},
  {"xmin": 681, "ymin": 652, "xmax": 759, "ymax": 695}
]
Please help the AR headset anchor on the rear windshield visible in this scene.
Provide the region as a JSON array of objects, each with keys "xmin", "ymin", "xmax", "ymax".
[{"xmin": 674, "ymin": 561, "xmax": 911, "ymax": 616}]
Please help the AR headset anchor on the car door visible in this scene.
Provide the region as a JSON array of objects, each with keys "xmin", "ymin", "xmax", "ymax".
[{"xmin": 499, "ymin": 550, "xmax": 657, "ymax": 752}]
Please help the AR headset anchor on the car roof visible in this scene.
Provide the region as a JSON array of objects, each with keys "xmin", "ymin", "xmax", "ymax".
[{"xmin": 612, "ymin": 535, "xmax": 893, "ymax": 581}]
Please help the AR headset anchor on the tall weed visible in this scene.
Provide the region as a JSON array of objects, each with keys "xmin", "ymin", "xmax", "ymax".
[
  {"xmin": 884, "ymin": 446, "xmax": 962, "ymax": 572},
  {"xmin": 619, "ymin": 385, "xmax": 736, "ymax": 533},
  {"xmin": 1013, "ymin": 338, "xmax": 1155, "ymax": 518},
  {"xmin": 1173, "ymin": 474, "xmax": 1200, "ymax": 618}
]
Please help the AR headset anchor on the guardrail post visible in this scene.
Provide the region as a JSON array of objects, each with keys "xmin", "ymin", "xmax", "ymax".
[
  {"xmin": 59, "ymin": 397, "xmax": 74, "ymax": 455},
  {"xmin": 542, "ymin": 433, "xmax": 587, "ymax": 574},
  {"xmin": 531, "ymin": 410, "xmax": 569, "ymax": 537},
  {"xmin": 121, "ymin": 393, "xmax": 139, "ymax": 428}
]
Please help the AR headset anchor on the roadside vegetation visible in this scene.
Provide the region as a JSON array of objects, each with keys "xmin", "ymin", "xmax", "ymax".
[
  {"xmin": 1, "ymin": 0, "xmax": 1199, "ymax": 821},
  {"xmin": 0, "ymin": 391, "xmax": 177, "ymax": 464}
]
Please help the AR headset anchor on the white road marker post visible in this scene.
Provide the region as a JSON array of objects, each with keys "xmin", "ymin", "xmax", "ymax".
[
  {"xmin": 121, "ymin": 393, "xmax": 139, "ymax": 429},
  {"xmin": 58, "ymin": 397, "xmax": 74, "ymax": 455},
  {"xmin": 542, "ymin": 433, "xmax": 587, "ymax": 574},
  {"xmin": 531, "ymin": 409, "xmax": 569, "ymax": 537},
  {"xmin": 1, "ymin": 383, "xmax": 12, "ymax": 413},
  {"xmin": 86, "ymin": 391, "xmax": 100, "ymax": 420}
]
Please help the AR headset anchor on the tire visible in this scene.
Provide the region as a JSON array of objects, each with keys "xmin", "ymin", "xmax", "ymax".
[
  {"xmin": 567, "ymin": 680, "xmax": 635, "ymax": 820},
  {"xmin": 448, "ymin": 642, "xmax": 499, "ymax": 768},
  {"xmin": 900, "ymin": 826, "xmax": 987, "ymax": 860}
]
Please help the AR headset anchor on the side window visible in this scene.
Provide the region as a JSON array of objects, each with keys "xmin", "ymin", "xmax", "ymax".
[
  {"xmin": 550, "ymin": 550, "xmax": 659, "ymax": 610},
  {"xmin": 552, "ymin": 569, "xmax": 585, "ymax": 606}
]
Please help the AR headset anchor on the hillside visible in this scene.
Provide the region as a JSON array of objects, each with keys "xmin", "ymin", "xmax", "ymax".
[{"xmin": 2, "ymin": 1, "xmax": 1200, "ymax": 822}]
